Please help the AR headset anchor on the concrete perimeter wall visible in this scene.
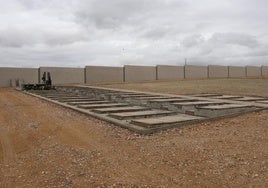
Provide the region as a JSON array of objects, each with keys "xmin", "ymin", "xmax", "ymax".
[
  {"xmin": 85, "ymin": 66, "xmax": 123, "ymax": 83},
  {"xmin": 208, "ymin": 65, "xmax": 228, "ymax": 78},
  {"xmin": 185, "ymin": 65, "xmax": 207, "ymax": 79},
  {"xmin": 40, "ymin": 67, "xmax": 85, "ymax": 84},
  {"xmin": 124, "ymin": 65, "xmax": 156, "ymax": 82},
  {"xmin": 156, "ymin": 65, "xmax": 184, "ymax": 80},
  {"xmin": 262, "ymin": 66, "xmax": 268, "ymax": 78},
  {"xmin": 1, "ymin": 64, "xmax": 267, "ymax": 87},
  {"xmin": 228, "ymin": 66, "xmax": 246, "ymax": 78},
  {"xmin": 246, "ymin": 66, "xmax": 261, "ymax": 78},
  {"xmin": 0, "ymin": 67, "xmax": 38, "ymax": 87}
]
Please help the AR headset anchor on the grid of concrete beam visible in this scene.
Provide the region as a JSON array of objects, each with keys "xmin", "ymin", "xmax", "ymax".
[
  {"xmin": 1, "ymin": 65, "xmax": 268, "ymax": 87},
  {"xmin": 23, "ymin": 86, "xmax": 268, "ymax": 134}
]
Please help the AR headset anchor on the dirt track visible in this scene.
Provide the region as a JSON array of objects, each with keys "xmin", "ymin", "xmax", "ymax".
[{"xmin": 0, "ymin": 86, "xmax": 268, "ymax": 187}]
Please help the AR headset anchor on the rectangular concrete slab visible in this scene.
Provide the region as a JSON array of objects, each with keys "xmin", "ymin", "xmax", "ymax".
[
  {"xmin": 0, "ymin": 67, "xmax": 39, "ymax": 87},
  {"xmin": 156, "ymin": 65, "xmax": 184, "ymax": 80},
  {"xmin": 149, "ymin": 98, "xmax": 195, "ymax": 103},
  {"xmin": 195, "ymin": 104, "xmax": 256, "ymax": 118},
  {"xmin": 86, "ymin": 66, "xmax": 124, "ymax": 83},
  {"xmin": 57, "ymin": 99, "xmax": 98, "ymax": 102},
  {"xmin": 173, "ymin": 101, "xmax": 222, "ymax": 106},
  {"xmin": 46, "ymin": 94, "xmax": 82, "ymax": 96},
  {"xmin": 190, "ymin": 94, "xmax": 222, "ymax": 97},
  {"xmin": 228, "ymin": 66, "xmax": 246, "ymax": 78},
  {"xmin": 92, "ymin": 106, "xmax": 148, "ymax": 113},
  {"xmin": 210, "ymin": 95, "xmax": 243, "ymax": 99},
  {"xmin": 119, "ymin": 94, "xmax": 154, "ymax": 98},
  {"xmin": 197, "ymin": 104, "xmax": 251, "ymax": 110},
  {"xmin": 124, "ymin": 65, "xmax": 156, "ymax": 82},
  {"xmin": 233, "ymin": 97, "xmax": 266, "ymax": 101},
  {"xmin": 68, "ymin": 101, "xmax": 112, "ymax": 105},
  {"xmin": 257, "ymin": 100, "xmax": 268, "ymax": 104},
  {"xmin": 52, "ymin": 97, "xmax": 89, "ymax": 100},
  {"xmin": 40, "ymin": 67, "xmax": 85, "ymax": 84},
  {"xmin": 109, "ymin": 110, "xmax": 174, "ymax": 120},
  {"xmin": 126, "ymin": 95, "xmax": 163, "ymax": 99},
  {"xmin": 246, "ymin": 66, "xmax": 261, "ymax": 78},
  {"xmin": 208, "ymin": 65, "xmax": 228, "ymax": 78},
  {"xmin": 78, "ymin": 103, "xmax": 128, "ymax": 109},
  {"xmin": 42, "ymin": 93, "xmax": 73, "ymax": 96},
  {"xmin": 131, "ymin": 96, "xmax": 171, "ymax": 100},
  {"xmin": 131, "ymin": 114, "xmax": 204, "ymax": 128},
  {"xmin": 185, "ymin": 65, "xmax": 208, "ymax": 79},
  {"xmin": 262, "ymin": 66, "xmax": 268, "ymax": 77}
]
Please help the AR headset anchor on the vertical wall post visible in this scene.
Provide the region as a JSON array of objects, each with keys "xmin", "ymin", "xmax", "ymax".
[
  {"xmin": 156, "ymin": 66, "xmax": 158, "ymax": 80},
  {"xmin": 123, "ymin": 66, "xmax": 126, "ymax": 82},
  {"xmin": 38, "ymin": 68, "xmax": 41, "ymax": 83},
  {"xmin": 84, "ymin": 67, "xmax": 87, "ymax": 84},
  {"xmin": 183, "ymin": 65, "xmax": 186, "ymax": 79},
  {"xmin": 207, "ymin": 65, "xmax": 210, "ymax": 78}
]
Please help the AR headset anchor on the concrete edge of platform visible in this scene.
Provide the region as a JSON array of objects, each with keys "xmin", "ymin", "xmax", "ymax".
[{"xmin": 16, "ymin": 88, "xmax": 268, "ymax": 135}]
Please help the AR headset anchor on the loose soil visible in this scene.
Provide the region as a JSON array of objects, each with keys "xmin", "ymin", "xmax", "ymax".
[
  {"xmin": 0, "ymin": 79, "xmax": 268, "ymax": 187},
  {"xmin": 96, "ymin": 78, "xmax": 268, "ymax": 97}
]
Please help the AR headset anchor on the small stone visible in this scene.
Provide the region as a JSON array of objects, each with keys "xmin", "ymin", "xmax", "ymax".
[{"xmin": 253, "ymin": 174, "xmax": 258, "ymax": 178}]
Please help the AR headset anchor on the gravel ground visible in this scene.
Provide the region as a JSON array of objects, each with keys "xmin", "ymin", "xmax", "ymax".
[{"xmin": 0, "ymin": 80, "xmax": 268, "ymax": 187}]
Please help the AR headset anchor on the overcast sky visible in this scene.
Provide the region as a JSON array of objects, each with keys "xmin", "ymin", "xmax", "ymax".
[{"xmin": 0, "ymin": 0, "xmax": 268, "ymax": 68}]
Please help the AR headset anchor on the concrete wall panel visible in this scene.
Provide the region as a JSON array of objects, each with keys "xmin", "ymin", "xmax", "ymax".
[
  {"xmin": 262, "ymin": 66, "xmax": 268, "ymax": 77},
  {"xmin": 124, "ymin": 65, "xmax": 156, "ymax": 82},
  {"xmin": 40, "ymin": 67, "xmax": 85, "ymax": 85},
  {"xmin": 86, "ymin": 66, "xmax": 123, "ymax": 83},
  {"xmin": 185, "ymin": 65, "xmax": 208, "ymax": 79},
  {"xmin": 0, "ymin": 67, "xmax": 38, "ymax": 87},
  {"xmin": 208, "ymin": 65, "xmax": 228, "ymax": 78},
  {"xmin": 156, "ymin": 65, "xmax": 184, "ymax": 80},
  {"xmin": 228, "ymin": 66, "xmax": 246, "ymax": 78},
  {"xmin": 246, "ymin": 66, "xmax": 261, "ymax": 77}
]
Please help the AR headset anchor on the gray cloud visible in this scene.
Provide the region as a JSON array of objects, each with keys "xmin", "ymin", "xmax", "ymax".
[
  {"xmin": 0, "ymin": 0, "xmax": 267, "ymax": 67},
  {"xmin": 209, "ymin": 33, "xmax": 259, "ymax": 48}
]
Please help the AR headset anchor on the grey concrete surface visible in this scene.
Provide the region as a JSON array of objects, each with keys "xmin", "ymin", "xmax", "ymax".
[
  {"xmin": 25, "ymin": 86, "xmax": 268, "ymax": 134},
  {"xmin": 0, "ymin": 67, "xmax": 38, "ymax": 87},
  {"xmin": 208, "ymin": 65, "xmax": 228, "ymax": 78},
  {"xmin": 228, "ymin": 66, "xmax": 246, "ymax": 78},
  {"xmin": 185, "ymin": 65, "xmax": 208, "ymax": 79},
  {"xmin": 124, "ymin": 65, "xmax": 156, "ymax": 82},
  {"xmin": 78, "ymin": 103, "xmax": 127, "ymax": 109},
  {"xmin": 85, "ymin": 66, "xmax": 124, "ymax": 83},
  {"xmin": 246, "ymin": 66, "xmax": 261, "ymax": 77},
  {"xmin": 40, "ymin": 67, "xmax": 85, "ymax": 84},
  {"xmin": 93, "ymin": 106, "xmax": 148, "ymax": 113},
  {"xmin": 109, "ymin": 110, "xmax": 174, "ymax": 120},
  {"xmin": 131, "ymin": 114, "xmax": 204, "ymax": 127},
  {"xmin": 156, "ymin": 65, "xmax": 184, "ymax": 80}
]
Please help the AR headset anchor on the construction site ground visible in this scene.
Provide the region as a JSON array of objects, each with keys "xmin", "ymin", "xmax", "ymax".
[{"xmin": 0, "ymin": 78, "xmax": 267, "ymax": 187}]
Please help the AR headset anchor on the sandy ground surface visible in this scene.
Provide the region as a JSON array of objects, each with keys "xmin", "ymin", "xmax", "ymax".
[
  {"xmin": 96, "ymin": 78, "xmax": 268, "ymax": 97},
  {"xmin": 0, "ymin": 79, "xmax": 268, "ymax": 187}
]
